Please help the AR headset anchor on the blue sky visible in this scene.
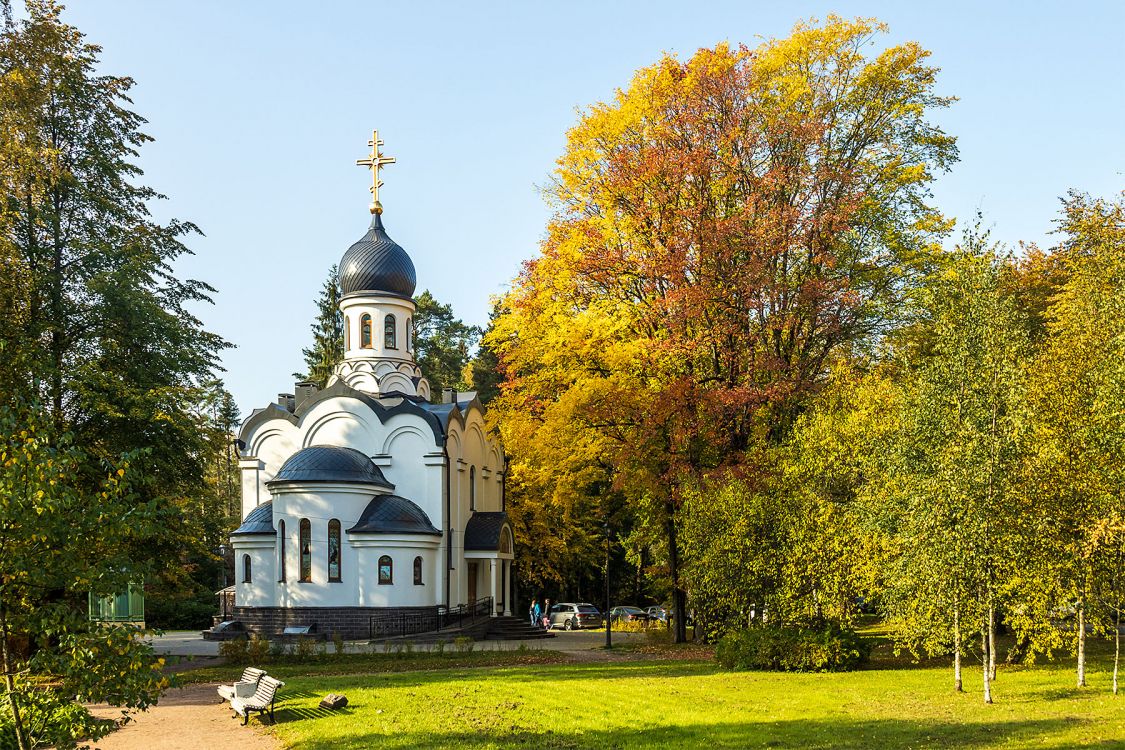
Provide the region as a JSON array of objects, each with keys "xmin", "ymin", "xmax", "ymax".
[{"xmin": 37, "ymin": 1, "xmax": 1125, "ymax": 416}]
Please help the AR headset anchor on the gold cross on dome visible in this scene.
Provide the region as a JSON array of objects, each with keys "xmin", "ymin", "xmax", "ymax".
[{"xmin": 356, "ymin": 129, "xmax": 396, "ymax": 214}]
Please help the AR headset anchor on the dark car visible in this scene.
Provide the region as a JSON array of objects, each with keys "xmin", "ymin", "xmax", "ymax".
[
  {"xmin": 547, "ymin": 602, "xmax": 604, "ymax": 630},
  {"xmin": 610, "ymin": 606, "xmax": 650, "ymax": 624}
]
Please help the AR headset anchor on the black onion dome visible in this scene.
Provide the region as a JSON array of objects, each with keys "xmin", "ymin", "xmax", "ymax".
[
  {"xmin": 338, "ymin": 212, "xmax": 416, "ymax": 298},
  {"xmin": 231, "ymin": 501, "xmax": 275, "ymax": 536},
  {"xmin": 268, "ymin": 446, "xmax": 393, "ymax": 488},
  {"xmin": 348, "ymin": 494, "xmax": 441, "ymax": 535}
]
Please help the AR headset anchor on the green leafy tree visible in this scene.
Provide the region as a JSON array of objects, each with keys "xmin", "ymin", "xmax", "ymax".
[
  {"xmin": 413, "ymin": 289, "xmax": 480, "ymax": 399},
  {"xmin": 464, "ymin": 300, "xmax": 503, "ymax": 406},
  {"xmin": 1023, "ymin": 193, "xmax": 1125, "ymax": 689},
  {"xmin": 296, "ymin": 265, "xmax": 343, "ymax": 388},
  {"xmin": 0, "ymin": 403, "xmax": 168, "ymax": 750},
  {"xmin": 0, "ymin": 0, "xmax": 227, "ymax": 628},
  {"xmin": 881, "ymin": 236, "xmax": 1029, "ymax": 702}
]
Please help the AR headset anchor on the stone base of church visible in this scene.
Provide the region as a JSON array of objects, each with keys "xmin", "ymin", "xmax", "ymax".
[{"xmin": 231, "ymin": 605, "xmax": 445, "ymax": 640}]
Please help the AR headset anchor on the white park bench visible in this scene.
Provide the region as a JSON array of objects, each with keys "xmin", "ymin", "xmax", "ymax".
[
  {"xmin": 231, "ymin": 675, "xmax": 285, "ymax": 725},
  {"xmin": 217, "ymin": 667, "xmax": 267, "ymax": 704}
]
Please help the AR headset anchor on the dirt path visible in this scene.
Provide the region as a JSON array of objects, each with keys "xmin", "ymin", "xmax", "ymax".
[{"xmin": 88, "ymin": 682, "xmax": 281, "ymax": 750}]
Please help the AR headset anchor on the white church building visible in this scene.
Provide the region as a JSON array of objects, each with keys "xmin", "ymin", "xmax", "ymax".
[{"xmin": 226, "ymin": 133, "xmax": 514, "ymax": 639}]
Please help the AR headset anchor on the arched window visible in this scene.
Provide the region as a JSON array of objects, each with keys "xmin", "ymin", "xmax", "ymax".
[
  {"xmin": 361, "ymin": 314, "xmax": 372, "ymax": 348},
  {"xmin": 378, "ymin": 555, "xmax": 393, "ymax": 585},
  {"xmin": 345, "ymin": 315, "xmax": 351, "ymax": 350},
  {"xmin": 384, "ymin": 314, "xmax": 397, "ymax": 349},
  {"xmin": 413, "ymin": 556, "xmax": 423, "ymax": 585},
  {"xmin": 328, "ymin": 519, "xmax": 341, "ymax": 582},
  {"xmin": 299, "ymin": 518, "xmax": 312, "ymax": 582},
  {"xmin": 500, "ymin": 527, "xmax": 513, "ymax": 555},
  {"xmin": 406, "ymin": 318, "xmax": 412, "ymax": 352},
  {"xmin": 278, "ymin": 520, "xmax": 286, "ymax": 582},
  {"xmin": 242, "ymin": 554, "xmax": 252, "ymax": 583},
  {"xmin": 469, "ymin": 466, "xmax": 476, "ymax": 511}
]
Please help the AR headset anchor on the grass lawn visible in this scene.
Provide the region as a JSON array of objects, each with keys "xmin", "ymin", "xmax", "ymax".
[{"xmin": 203, "ymin": 643, "xmax": 1125, "ymax": 749}]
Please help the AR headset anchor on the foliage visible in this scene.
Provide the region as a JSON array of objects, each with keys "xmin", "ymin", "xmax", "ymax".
[
  {"xmin": 715, "ymin": 624, "xmax": 872, "ymax": 672},
  {"xmin": 1019, "ymin": 193, "xmax": 1125, "ymax": 684},
  {"xmin": 297, "ymin": 265, "xmax": 344, "ymax": 388},
  {"xmin": 489, "ymin": 16, "xmax": 957, "ymax": 641},
  {"xmin": 0, "ymin": 402, "xmax": 168, "ymax": 750},
  {"xmin": 0, "ymin": 0, "xmax": 229, "ymax": 638},
  {"xmin": 412, "ymin": 290, "xmax": 481, "ymax": 399}
]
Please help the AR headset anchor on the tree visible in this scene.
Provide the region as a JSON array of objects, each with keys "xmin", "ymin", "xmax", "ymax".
[
  {"xmin": 0, "ymin": 0, "xmax": 228, "ymax": 631},
  {"xmin": 463, "ymin": 300, "xmax": 504, "ymax": 406},
  {"xmin": 1023, "ymin": 192, "xmax": 1125, "ymax": 690},
  {"xmin": 489, "ymin": 16, "xmax": 957, "ymax": 641},
  {"xmin": 880, "ymin": 237, "xmax": 1029, "ymax": 702},
  {"xmin": 296, "ymin": 265, "xmax": 343, "ymax": 388},
  {"xmin": 0, "ymin": 402, "xmax": 167, "ymax": 749},
  {"xmin": 412, "ymin": 290, "xmax": 480, "ymax": 399}
]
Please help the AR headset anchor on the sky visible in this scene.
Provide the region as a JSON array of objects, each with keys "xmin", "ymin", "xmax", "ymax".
[{"xmin": 25, "ymin": 1, "xmax": 1125, "ymax": 416}]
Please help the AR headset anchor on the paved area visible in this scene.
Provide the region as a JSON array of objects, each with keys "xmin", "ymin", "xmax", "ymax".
[
  {"xmin": 146, "ymin": 628, "xmax": 646, "ymax": 657},
  {"xmin": 89, "ymin": 682, "xmax": 280, "ymax": 750}
]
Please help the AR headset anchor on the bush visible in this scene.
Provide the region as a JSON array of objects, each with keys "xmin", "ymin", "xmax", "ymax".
[
  {"xmin": 715, "ymin": 624, "xmax": 871, "ymax": 672},
  {"xmin": 247, "ymin": 635, "xmax": 271, "ymax": 663},
  {"xmin": 218, "ymin": 637, "xmax": 249, "ymax": 664}
]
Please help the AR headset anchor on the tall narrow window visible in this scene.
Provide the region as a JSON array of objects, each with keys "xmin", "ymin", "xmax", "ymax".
[
  {"xmin": 406, "ymin": 318, "xmax": 412, "ymax": 352},
  {"xmin": 278, "ymin": 520, "xmax": 286, "ymax": 582},
  {"xmin": 345, "ymin": 315, "xmax": 351, "ymax": 350},
  {"xmin": 328, "ymin": 519, "xmax": 341, "ymax": 582},
  {"xmin": 384, "ymin": 314, "xmax": 397, "ymax": 349},
  {"xmin": 378, "ymin": 555, "xmax": 393, "ymax": 585},
  {"xmin": 469, "ymin": 466, "xmax": 476, "ymax": 511},
  {"xmin": 299, "ymin": 518, "xmax": 312, "ymax": 582},
  {"xmin": 361, "ymin": 314, "xmax": 372, "ymax": 348},
  {"xmin": 413, "ymin": 556, "xmax": 423, "ymax": 585},
  {"xmin": 242, "ymin": 554, "xmax": 252, "ymax": 583}
]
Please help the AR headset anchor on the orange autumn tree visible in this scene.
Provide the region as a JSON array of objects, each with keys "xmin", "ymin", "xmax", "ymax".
[{"xmin": 489, "ymin": 17, "xmax": 958, "ymax": 641}]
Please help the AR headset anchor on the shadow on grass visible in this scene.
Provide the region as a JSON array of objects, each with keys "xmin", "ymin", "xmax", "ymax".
[{"xmin": 279, "ymin": 717, "xmax": 1086, "ymax": 750}]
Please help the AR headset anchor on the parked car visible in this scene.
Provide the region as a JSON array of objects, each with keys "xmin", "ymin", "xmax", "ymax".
[
  {"xmin": 645, "ymin": 606, "xmax": 671, "ymax": 624},
  {"xmin": 609, "ymin": 606, "xmax": 650, "ymax": 624},
  {"xmin": 547, "ymin": 602, "xmax": 604, "ymax": 630}
]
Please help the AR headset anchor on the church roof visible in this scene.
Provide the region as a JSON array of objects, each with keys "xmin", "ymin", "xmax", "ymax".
[
  {"xmin": 230, "ymin": 500, "xmax": 275, "ymax": 536},
  {"xmin": 464, "ymin": 512, "xmax": 511, "ymax": 551},
  {"xmin": 338, "ymin": 212, "xmax": 416, "ymax": 298},
  {"xmin": 268, "ymin": 445, "xmax": 394, "ymax": 488},
  {"xmin": 348, "ymin": 494, "xmax": 442, "ymax": 536}
]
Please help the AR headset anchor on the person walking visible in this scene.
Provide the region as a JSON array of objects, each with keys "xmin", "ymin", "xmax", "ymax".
[
  {"xmin": 542, "ymin": 598, "xmax": 552, "ymax": 629},
  {"xmin": 529, "ymin": 598, "xmax": 540, "ymax": 628}
]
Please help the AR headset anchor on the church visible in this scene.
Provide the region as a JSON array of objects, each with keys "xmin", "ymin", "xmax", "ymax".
[{"xmin": 226, "ymin": 132, "xmax": 514, "ymax": 640}]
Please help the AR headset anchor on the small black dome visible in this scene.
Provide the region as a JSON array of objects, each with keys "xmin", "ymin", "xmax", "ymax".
[
  {"xmin": 269, "ymin": 446, "xmax": 393, "ymax": 488},
  {"xmin": 231, "ymin": 500, "xmax": 275, "ymax": 536},
  {"xmin": 348, "ymin": 494, "xmax": 441, "ymax": 535},
  {"xmin": 338, "ymin": 213, "xmax": 416, "ymax": 298}
]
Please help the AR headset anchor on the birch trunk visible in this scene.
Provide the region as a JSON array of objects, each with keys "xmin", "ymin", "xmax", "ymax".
[
  {"xmin": 982, "ymin": 617, "xmax": 993, "ymax": 704},
  {"xmin": 1077, "ymin": 600, "xmax": 1087, "ymax": 688},
  {"xmin": 954, "ymin": 603, "xmax": 963, "ymax": 692},
  {"xmin": 1114, "ymin": 607, "xmax": 1120, "ymax": 696},
  {"xmin": 0, "ymin": 604, "xmax": 30, "ymax": 750},
  {"xmin": 988, "ymin": 603, "xmax": 997, "ymax": 681}
]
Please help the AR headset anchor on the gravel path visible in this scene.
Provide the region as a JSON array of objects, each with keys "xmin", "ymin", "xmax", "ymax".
[{"xmin": 88, "ymin": 683, "xmax": 281, "ymax": 750}]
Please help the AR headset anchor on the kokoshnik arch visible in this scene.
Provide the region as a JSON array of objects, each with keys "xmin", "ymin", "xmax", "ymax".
[{"xmin": 224, "ymin": 131, "xmax": 513, "ymax": 639}]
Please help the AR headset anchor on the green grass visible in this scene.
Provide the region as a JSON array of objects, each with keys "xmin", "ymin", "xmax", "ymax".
[{"xmin": 229, "ymin": 647, "xmax": 1125, "ymax": 749}]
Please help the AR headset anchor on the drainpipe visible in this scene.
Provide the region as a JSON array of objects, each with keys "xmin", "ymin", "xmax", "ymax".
[{"xmin": 443, "ymin": 434, "xmax": 452, "ymax": 609}]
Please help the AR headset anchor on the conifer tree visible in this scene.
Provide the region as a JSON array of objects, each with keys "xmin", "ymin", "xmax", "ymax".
[
  {"xmin": 297, "ymin": 265, "xmax": 343, "ymax": 387},
  {"xmin": 413, "ymin": 289, "xmax": 480, "ymax": 400}
]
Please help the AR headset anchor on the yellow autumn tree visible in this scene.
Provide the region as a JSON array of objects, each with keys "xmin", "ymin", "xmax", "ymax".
[{"xmin": 488, "ymin": 16, "xmax": 957, "ymax": 640}]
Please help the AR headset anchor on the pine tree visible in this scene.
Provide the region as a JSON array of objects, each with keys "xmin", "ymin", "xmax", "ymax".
[
  {"xmin": 413, "ymin": 289, "xmax": 480, "ymax": 400},
  {"xmin": 296, "ymin": 265, "xmax": 343, "ymax": 387}
]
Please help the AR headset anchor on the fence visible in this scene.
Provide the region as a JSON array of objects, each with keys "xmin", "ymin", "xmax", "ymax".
[{"xmin": 369, "ymin": 597, "xmax": 494, "ymax": 639}]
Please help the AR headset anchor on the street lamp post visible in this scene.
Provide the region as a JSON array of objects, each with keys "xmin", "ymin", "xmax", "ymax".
[{"xmin": 604, "ymin": 521, "xmax": 612, "ymax": 649}]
